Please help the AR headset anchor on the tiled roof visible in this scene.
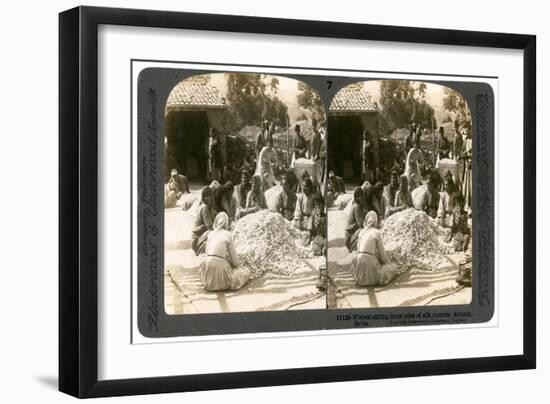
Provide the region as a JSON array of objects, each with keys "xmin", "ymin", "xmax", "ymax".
[
  {"xmin": 166, "ymin": 78, "xmax": 226, "ymax": 110},
  {"xmin": 329, "ymin": 86, "xmax": 378, "ymax": 113}
]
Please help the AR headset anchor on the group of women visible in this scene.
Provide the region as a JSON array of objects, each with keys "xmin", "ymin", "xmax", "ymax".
[
  {"xmin": 190, "ymin": 174, "xmax": 266, "ymax": 292},
  {"xmin": 191, "ymin": 168, "xmax": 325, "ymax": 292},
  {"xmin": 344, "ymin": 164, "xmax": 471, "ymax": 287}
]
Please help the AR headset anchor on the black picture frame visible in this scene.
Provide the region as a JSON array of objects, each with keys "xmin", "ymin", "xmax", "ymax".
[{"xmin": 59, "ymin": 6, "xmax": 536, "ymax": 398}]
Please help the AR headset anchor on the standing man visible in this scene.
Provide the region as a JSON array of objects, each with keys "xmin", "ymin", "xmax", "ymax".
[
  {"xmin": 437, "ymin": 126, "xmax": 451, "ymax": 160},
  {"xmin": 255, "ymin": 120, "xmax": 268, "ymax": 160},
  {"xmin": 310, "ymin": 117, "xmax": 321, "ymax": 162},
  {"xmin": 293, "ymin": 123, "xmax": 308, "ymax": 160},
  {"xmin": 404, "ymin": 136, "xmax": 424, "ymax": 189},
  {"xmin": 404, "ymin": 124, "xmax": 415, "ymax": 154},
  {"xmin": 452, "ymin": 122, "xmax": 464, "ymax": 183},
  {"xmin": 460, "ymin": 126, "xmax": 473, "ymax": 215},
  {"xmin": 208, "ymin": 127, "xmax": 223, "ymax": 182},
  {"xmin": 255, "ymin": 134, "xmax": 278, "ymax": 190},
  {"xmin": 318, "ymin": 127, "xmax": 327, "ymax": 183},
  {"xmin": 452, "ymin": 120, "xmax": 464, "ymax": 159},
  {"xmin": 362, "ymin": 129, "xmax": 374, "ymax": 183}
]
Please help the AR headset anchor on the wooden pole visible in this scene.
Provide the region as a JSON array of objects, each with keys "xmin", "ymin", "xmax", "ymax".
[
  {"xmin": 286, "ymin": 115, "xmax": 290, "ymax": 166},
  {"xmin": 432, "ymin": 119, "xmax": 436, "ymax": 167}
]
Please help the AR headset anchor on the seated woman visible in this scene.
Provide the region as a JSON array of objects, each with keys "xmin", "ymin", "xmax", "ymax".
[
  {"xmin": 411, "ymin": 173, "xmax": 440, "ymax": 218},
  {"xmin": 199, "ymin": 212, "xmax": 251, "ymax": 292},
  {"xmin": 293, "ymin": 177, "xmax": 314, "ymax": 230},
  {"xmin": 437, "ymin": 176, "xmax": 459, "ymax": 227},
  {"xmin": 449, "ymin": 194, "xmax": 471, "ymax": 252},
  {"xmin": 345, "ymin": 187, "xmax": 365, "ymax": 252},
  {"xmin": 307, "ymin": 192, "xmax": 326, "ymax": 256},
  {"xmin": 244, "ymin": 175, "xmax": 267, "ymax": 213},
  {"xmin": 351, "ymin": 211, "xmax": 398, "ymax": 286},
  {"xmin": 191, "ymin": 187, "xmax": 215, "ymax": 256},
  {"xmin": 387, "ymin": 175, "xmax": 413, "ymax": 217},
  {"xmin": 213, "ymin": 181, "xmax": 237, "ymax": 222},
  {"xmin": 164, "ymin": 169, "xmax": 190, "ymax": 208},
  {"xmin": 364, "ymin": 182, "xmax": 386, "ymax": 225},
  {"xmin": 273, "ymin": 175, "xmax": 297, "ymax": 221}
]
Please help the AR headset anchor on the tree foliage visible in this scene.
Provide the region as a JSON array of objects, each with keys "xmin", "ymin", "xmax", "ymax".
[
  {"xmin": 377, "ymin": 80, "xmax": 435, "ymax": 134},
  {"xmin": 296, "ymin": 81, "xmax": 325, "ymax": 123},
  {"xmin": 442, "ymin": 87, "xmax": 471, "ymax": 131},
  {"xmin": 225, "ymin": 73, "xmax": 289, "ymax": 130}
]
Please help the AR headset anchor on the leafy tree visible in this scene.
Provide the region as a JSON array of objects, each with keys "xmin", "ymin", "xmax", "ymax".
[
  {"xmin": 442, "ymin": 87, "xmax": 471, "ymax": 131},
  {"xmin": 269, "ymin": 77, "xmax": 280, "ymax": 93},
  {"xmin": 225, "ymin": 73, "xmax": 289, "ymax": 130},
  {"xmin": 264, "ymin": 96, "xmax": 289, "ymax": 128},
  {"xmin": 297, "ymin": 81, "xmax": 325, "ymax": 123},
  {"xmin": 378, "ymin": 80, "xmax": 435, "ymax": 132}
]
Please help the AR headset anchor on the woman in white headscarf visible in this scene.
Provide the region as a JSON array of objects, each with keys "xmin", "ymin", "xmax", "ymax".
[
  {"xmin": 199, "ymin": 212, "xmax": 251, "ymax": 291},
  {"xmin": 351, "ymin": 211, "xmax": 398, "ymax": 286}
]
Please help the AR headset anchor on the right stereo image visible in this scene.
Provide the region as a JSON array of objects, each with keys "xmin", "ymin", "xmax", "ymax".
[{"xmin": 326, "ymin": 80, "xmax": 473, "ymax": 310}]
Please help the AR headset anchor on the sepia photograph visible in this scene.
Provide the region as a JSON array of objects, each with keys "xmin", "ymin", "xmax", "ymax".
[
  {"xmin": 163, "ymin": 72, "xmax": 328, "ymax": 314},
  {"xmin": 326, "ymin": 80, "xmax": 473, "ymax": 309}
]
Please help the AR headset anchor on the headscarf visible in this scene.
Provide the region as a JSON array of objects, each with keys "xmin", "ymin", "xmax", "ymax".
[
  {"xmin": 213, "ymin": 212, "xmax": 229, "ymax": 231},
  {"xmin": 200, "ymin": 186, "xmax": 213, "ymax": 205},
  {"xmin": 209, "ymin": 180, "xmax": 221, "ymax": 191},
  {"xmin": 361, "ymin": 181, "xmax": 372, "ymax": 194},
  {"xmin": 363, "ymin": 210, "xmax": 378, "ymax": 229}
]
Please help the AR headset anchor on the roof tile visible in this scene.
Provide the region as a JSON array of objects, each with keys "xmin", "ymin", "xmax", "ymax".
[
  {"xmin": 329, "ymin": 86, "xmax": 378, "ymax": 113},
  {"xmin": 167, "ymin": 78, "xmax": 226, "ymax": 109}
]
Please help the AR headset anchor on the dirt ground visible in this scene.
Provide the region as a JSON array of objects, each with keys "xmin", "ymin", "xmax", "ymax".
[
  {"xmin": 164, "ymin": 187, "xmax": 326, "ymax": 314},
  {"xmin": 327, "ymin": 208, "xmax": 471, "ymax": 309}
]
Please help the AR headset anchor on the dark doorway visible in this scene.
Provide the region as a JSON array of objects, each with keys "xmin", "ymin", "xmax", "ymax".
[
  {"xmin": 327, "ymin": 115, "xmax": 363, "ymax": 183},
  {"xmin": 165, "ymin": 110, "xmax": 209, "ymax": 182}
]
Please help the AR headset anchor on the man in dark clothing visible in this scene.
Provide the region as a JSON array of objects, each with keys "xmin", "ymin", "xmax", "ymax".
[
  {"xmin": 362, "ymin": 130, "xmax": 375, "ymax": 182},
  {"xmin": 208, "ymin": 127, "xmax": 223, "ymax": 181},
  {"xmin": 452, "ymin": 120, "xmax": 464, "ymax": 160},
  {"xmin": 293, "ymin": 124, "xmax": 308, "ymax": 160},
  {"xmin": 255, "ymin": 121, "xmax": 268, "ymax": 158},
  {"xmin": 310, "ymin": 118, "xmax": 321, "ymax": 161},
  {"xmin": 404, "ymin": 123, "xmax": 417, "ymax": 153},
  {"xmin": 437, "ymin": 126, "xmax": 451, "ymax": 160}
]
